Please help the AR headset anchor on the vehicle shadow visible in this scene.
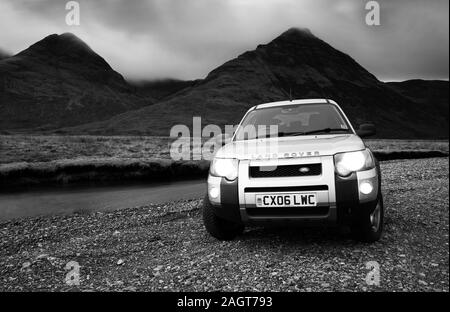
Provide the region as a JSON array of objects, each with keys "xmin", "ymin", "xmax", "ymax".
[
  {"xmin": 236, "ymin": 224, "xmax": 366, "ymax": 248},
  {"xmin": 231, "ymin": 206, "xmax": 394, "ymax": 249}
]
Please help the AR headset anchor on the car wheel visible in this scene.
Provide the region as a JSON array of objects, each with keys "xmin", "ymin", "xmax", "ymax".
[
  {"xmin": 202, "ymin": 195, "xmax": 244, "ymax": 240},
  {"xmin": 351, "ymin": 194, "xmax": 384, "ymax": 243}
]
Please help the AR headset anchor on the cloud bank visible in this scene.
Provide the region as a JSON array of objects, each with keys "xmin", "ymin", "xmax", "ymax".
[{"xmin": 0, "ymin": 0, "xmax": 448, "ymax": 81}]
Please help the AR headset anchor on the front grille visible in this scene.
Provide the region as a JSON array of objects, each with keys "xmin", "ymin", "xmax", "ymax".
[
  {"xmin": 249, "ymin": 164, "xmax": 322, "ymax": 178},
  {"xmin": 246, "ymin": 206, "xmax": 329, "ymax": 217},
  {"xmin": 244, "ymin": 185, "xmax": 328, "ymax": 193}
]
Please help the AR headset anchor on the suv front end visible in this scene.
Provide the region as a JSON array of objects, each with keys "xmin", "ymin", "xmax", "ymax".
[{"xmin": 203, "ymin": 99, "xmax": 384, "ymax": 242}]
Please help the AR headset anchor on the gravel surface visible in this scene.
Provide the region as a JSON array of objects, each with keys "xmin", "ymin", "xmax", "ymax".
[{"xmin": 0, "ymin": 157, "xmax": 448, "ymax": 292}]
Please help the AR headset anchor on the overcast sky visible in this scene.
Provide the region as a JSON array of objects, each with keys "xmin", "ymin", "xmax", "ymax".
[{"xmin": 0, "ymin": 0, "xmax": 448, "ymax": 81}]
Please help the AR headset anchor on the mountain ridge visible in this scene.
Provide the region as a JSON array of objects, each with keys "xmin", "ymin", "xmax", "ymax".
[
  {"xmin": 0, "ymin": 29, "xmax": 448, "ymax": 138},
  {"xmin": 56, "ymin": 28, "xmax": 448, "ymax": 138}
]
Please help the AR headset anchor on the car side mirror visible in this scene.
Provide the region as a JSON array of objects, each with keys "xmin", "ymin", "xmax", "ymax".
[
  {"xmin": 356, "ymin": 123, "xmax": 376, "ymax": 138},
  {"xmin": 215, "ymin": 133, "xmax": 232, "ymax": 146}
]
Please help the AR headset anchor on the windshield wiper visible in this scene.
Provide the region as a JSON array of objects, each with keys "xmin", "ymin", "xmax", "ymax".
[
  {"xmin": 301, "ymin": 128, "xmax": 350, "ymax": 135},
  {"xmin": 279, "ymin": 128, "xmax": 350, "ymax": 137},
  {"xmin": 277, "ymin": 131, "xmax": 306, "ymax": 137},
  {"xmin": 254, "ymin": 133, "xmax": 279, "ymax": 139}
]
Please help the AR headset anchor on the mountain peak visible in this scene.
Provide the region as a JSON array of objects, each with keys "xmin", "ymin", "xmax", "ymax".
[
  {"xmin": 59, "ymin": 32, "xmax": 89, "ymax": 46},
  {"xmin": 24, "ymin": 33, "xmax": 93, "ymax": 55},
  {"xmin": 282, "ymin": 27, "xmax": 313, "ymax": 36},
  {"xmin": 17, "ymin": 32, "xmax": 112, "ymax": 70},
  {"xmin": 276, "ymin": 27, "xmax": 315, "ymax": 41}
]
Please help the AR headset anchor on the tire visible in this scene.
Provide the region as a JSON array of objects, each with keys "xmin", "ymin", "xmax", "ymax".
[
  {"xmin": 202, "ymin": 195, "xmax": 244, "ymax": 240},
  {"xmin": 351, "ymin": 194, "xmax": 384, "ymax": 243}
]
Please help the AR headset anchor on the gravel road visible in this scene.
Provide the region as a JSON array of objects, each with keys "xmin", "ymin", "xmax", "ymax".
[{"xmin": 0, "ymin": 157, "xmax": 448, "ymax": 291}]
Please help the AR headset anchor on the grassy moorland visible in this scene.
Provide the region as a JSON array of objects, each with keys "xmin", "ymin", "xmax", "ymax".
[
  {"xmin": 0, "ymin": 135, "xmax": 205, "ymax": 187},
  {"xmin": 1, "ymin": 135, "xmax": 448, "ymax": 164},
  {"xmin": 0, "ymin": 135, "xmax": 174, "ymax": 164},
  {"xmin": 0, "ymin": 135, "xmax": 448, "ymax": 187}
]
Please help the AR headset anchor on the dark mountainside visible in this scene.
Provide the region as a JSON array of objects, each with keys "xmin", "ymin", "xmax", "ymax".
[
  {"xmin": 387, "ymin": 79, "xmax": 448, "ymax": 116},
  {"xmin": 61, "ymin": 28, "xmax": 448, "ymax": 138},
  {"xmin": 0, "ymin": 33, "xmax": 153, "ymax": 130},
  {"xmin": 0, "ymin": 29, "xmax": 448, "ymax": 138},
  {"xmin": 131, "ymin": 79, "xmax": 200, "ymax": 101},
  {"xmin": 0, "ymin": 49, "xmax": 9, "ymax": 60}
]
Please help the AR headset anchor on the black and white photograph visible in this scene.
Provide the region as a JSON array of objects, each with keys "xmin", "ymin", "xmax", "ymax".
[{"xmin": 0, "ymin": 0, "xmax": 448, "ymax": 301}]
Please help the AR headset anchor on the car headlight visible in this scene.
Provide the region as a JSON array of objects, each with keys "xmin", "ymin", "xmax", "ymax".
[
  {"xmin": 334, "ymin": 149, "xmax": 375, "ymax": 177},
  {"xmin": 210, "ymin": 158, "xmax": 239, "ymax": 181}
]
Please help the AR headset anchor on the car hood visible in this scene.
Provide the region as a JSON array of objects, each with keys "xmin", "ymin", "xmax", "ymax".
[{"xmin": 215, "ymin": 134, "xmax": 365, "ymax": 160}]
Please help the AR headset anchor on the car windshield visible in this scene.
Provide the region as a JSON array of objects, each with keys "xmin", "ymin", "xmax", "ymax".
[{"xmin": 234, "ymin": 103, "xmax": 352, "ymax": 141}]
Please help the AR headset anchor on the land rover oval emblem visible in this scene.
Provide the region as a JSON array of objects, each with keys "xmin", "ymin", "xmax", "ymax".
[{"xmin": 299, "ymin": 167, "xmax": 310, "ymax": 173}]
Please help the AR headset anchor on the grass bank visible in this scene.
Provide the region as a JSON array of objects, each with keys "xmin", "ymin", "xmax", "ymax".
[
  {"xmin": 0, "ymin": 150, "xmax": 447, "ymax": 188},
  {"xmin": 0, "ymin": 159, "xmax": 210, "ymax": 189}
]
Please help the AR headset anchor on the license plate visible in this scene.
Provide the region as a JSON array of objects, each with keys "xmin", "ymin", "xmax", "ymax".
[{"xmin": 255, "ymin": 193, "xmax": 317, "ymax": 207}]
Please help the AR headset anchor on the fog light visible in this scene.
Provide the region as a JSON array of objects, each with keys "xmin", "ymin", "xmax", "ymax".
[
  {"xmin": 209, "ymin": 187, "xmax": 220, "ymax": 199},
  {"xmin": 360, "ymin": 181, "xmax": 373, "ymax": 195}
]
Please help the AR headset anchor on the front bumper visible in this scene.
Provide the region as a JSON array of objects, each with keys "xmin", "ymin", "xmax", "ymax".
[{"xmin": 207, "ymin": 156, "xmax": 381, "ymax": 226}]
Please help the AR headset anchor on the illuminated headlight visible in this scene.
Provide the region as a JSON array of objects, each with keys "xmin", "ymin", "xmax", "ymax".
[
  {"xmin": 334, "ymin": 149, "xmax": 375, "ymax": 177},
  {"xmin": 210, "ymin": 158, "xmax": 239, "ymax": 181},
  {"xmin": 209, "ymin": 186, "xmax": 220, "ymax": 199},
  {"xmin": 359, "ymin": 181, "xmax": 374, "ymax": 195}
]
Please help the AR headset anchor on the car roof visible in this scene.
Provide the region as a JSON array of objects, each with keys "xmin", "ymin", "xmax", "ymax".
[{"xmin": 255, "ymin": 98, "xmax": 338, "ymax": 109}]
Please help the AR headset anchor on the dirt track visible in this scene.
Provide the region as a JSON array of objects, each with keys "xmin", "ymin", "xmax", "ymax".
[{"xmin": 0, "ymin": 157, "xmax": 448, "ymax": 291}]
